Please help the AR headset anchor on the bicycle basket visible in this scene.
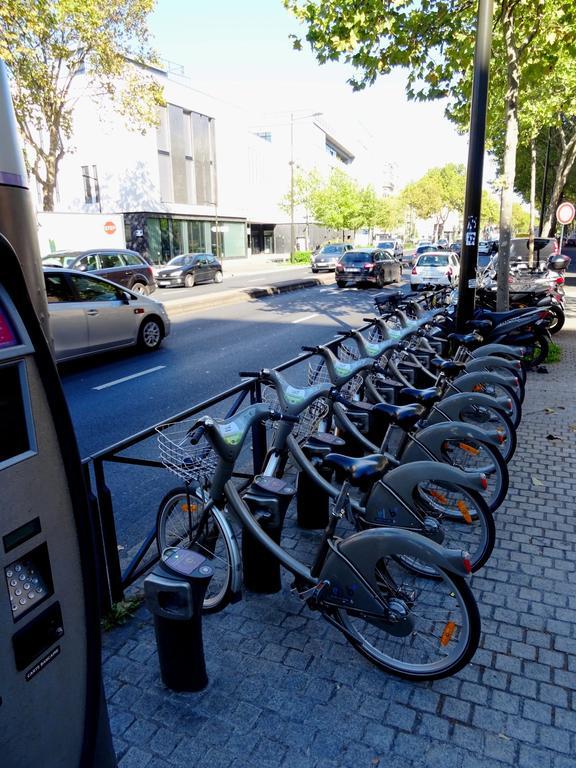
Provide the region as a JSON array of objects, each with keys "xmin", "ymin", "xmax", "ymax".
[
  {"xmin": 156, "ymin": 421, "xmax": 218, "ymax": 484},
  {"xmin": 307, "ymin": 357, "xmax": 363, "ymax": 399},
  {"xmin": 261, "ymin": 385, "xmax": 329, "ymax": 443}
]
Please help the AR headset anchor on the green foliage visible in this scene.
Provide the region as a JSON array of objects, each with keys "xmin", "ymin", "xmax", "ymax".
[
  {"xmin": 545, "ymin": 342, "xmax": 562, "ymax": 363},
  {"xmin": 309, "ymin": 168, "xmax": 365, "ymax": 232},
  {"xmin": 101, "ymin": 595, "xmax": 143, "ymax": 631},
  {"xmin": 280, "ymin": 168, "xmax": 322, "ymax": 216},
  {"xmin": 480, "ymin": 190, "xmax": 500, "ymax": 233},
  {"xmin": 0, "ymin": 0, "xmax": 164, "ymax": 210},
  {"xmin": 400, "ymin": 164, "xmax": 465, "ymax": 233},
  {"xmin": 511, "ymin": 203, "xmax": 531, "ymax": 233},
  {"xmin": 290, "ymin": 251, "xmax": 312, "ymax": 263}
]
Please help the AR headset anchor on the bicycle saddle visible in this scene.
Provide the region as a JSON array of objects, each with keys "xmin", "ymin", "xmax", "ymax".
[
  {"xmin": 475, "ymin": 307, "xmax": 537, "ymax": 323},
  {"xmin": 466, "ymin": 319, "xmax": 492, "ymax": 332},
  {"xmin": 447, "ymin": 332, "xmax": 481, "ymax": 347},
  {"xmin": 371, "ymin": 402, "xmax": 426, "ymax": 430},
  {"xmin": 431, "ymin": 357, "xmax": 467, "ymax": 376},
  {"xmin": 322, "ymin": 453, "xmax": 389, "ymax": 488},
  {"xmin": 399, "ymin": 386, "xmax": 442, "ymax": 405}
]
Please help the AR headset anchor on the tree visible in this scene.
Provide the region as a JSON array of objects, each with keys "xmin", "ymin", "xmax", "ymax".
[
  {"xmin": 310, "ymin": 168, "xmax": 364, "ymax": 236},
  {"xmin": 0, "ymin": 0, "xmax": 164, "ymax": 211},
  {"xmin": 480, "ymin": 190, "xmax": 500, "ymax": 237},
  {"xmin": 285, "ymin": 0, "xmax": 573, "ymax": 308},
  {"xmin": 374, "ymin": 195, "xmax": 405, "ymax": 234},
  {"xmin": 400, "ymin": 164, "xmax": 465, "ymax": 240}
]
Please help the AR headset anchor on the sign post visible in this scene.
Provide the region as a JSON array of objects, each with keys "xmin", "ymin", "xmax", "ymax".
[{"xmin": 556, "ymin": 201, "xmax": 575, "ymax": 252}]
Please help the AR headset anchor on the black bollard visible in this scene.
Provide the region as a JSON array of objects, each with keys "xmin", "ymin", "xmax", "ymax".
[{"xmin": 144, "ymin": 549, "xmax": 213, "ymax": 692}]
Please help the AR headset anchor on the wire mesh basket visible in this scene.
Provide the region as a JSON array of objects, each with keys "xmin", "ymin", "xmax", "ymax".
[
  {"xmin": 307, "ymin": 354, "xmax": 363, "ymax": 399},
  {"xmin": 261, "ymin": 385, "xmax": 330, "ymax": 443},
  {"xmin": 156, "ymin": 421, "xmax": 218, "ymax": 484}
]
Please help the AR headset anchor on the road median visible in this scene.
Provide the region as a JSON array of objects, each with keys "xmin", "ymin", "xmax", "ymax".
[{"xmin": 164, "ymin": 273, "xmax": 335, "ymax": 317}]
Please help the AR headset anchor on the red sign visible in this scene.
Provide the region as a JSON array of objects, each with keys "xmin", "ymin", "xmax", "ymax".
[
  {"xmin": 556, "ymin": 201, "xmax": 575, "ymax": 226},
  {"xmin": 104, "ymin": 220, "xmax": 117, "ymax": 235},
  {"xmin": 0, "ymin": 304, "xmax": 17, "ymax": 348}
]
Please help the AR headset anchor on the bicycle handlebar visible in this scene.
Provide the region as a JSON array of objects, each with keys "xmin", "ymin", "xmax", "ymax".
[{"xmin": 301, "ymin": 345, "xmax": 320, "ymax": 353}]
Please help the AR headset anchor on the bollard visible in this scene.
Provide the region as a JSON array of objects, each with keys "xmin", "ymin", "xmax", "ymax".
[
  {"xmin": 144, "ymin": 548, "xmax": 213, "ymax": 692},
  {"xmin": 242, "ymin": 475, "xmax": 295, "ymax": 593}
]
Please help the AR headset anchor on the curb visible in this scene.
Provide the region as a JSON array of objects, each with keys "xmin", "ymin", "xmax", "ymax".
[{"xmin": 164, "ymin": 273, "xmax": 335, "ymax": 317}]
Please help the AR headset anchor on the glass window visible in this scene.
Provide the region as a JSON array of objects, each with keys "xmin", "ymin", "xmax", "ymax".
[
  {"xmin": 44, "ymin": 274, "xmax": 73, "ymax": 303},
  {"xmin": 221, "ymin": 222, "xmax": 246, "ymax": 259},
  {"xmin": 81, "ymin": 165, "xmax": 100, "ymax": 205},
  {"xmin": 123, "ymin": 252, "xmax": 143, "ymax": 266},
  {"xmin": 147, "ymin": 218, "xmax": 162, "ymax": 263},
  {"xmin": 98, "ymin": 253, "xmax": 124, "ymax": 269},
  {"xmin": 156, "ymin": 106, "xmax": 170, "ymax": 153},
  {"xmin": 169, "ymin": 104, "xmax": 187, "ymax": 203},
  {"xmin": 193, "ymin": 113, "xmax": 214, "ymax": 204},
  {"xmin": 76, "ymin": 254, "xmax": 99, "ymax": 271},
  {"xmin": 70, "ymin": 275, "xmax": 121, "ymax": 302},
  {"xmin": 417, "ymin": 254, "xmax": 449, "ymax": 266},
  {"xmin": 342, "ymin": 252, "xmax": 372, "ymax": 264}
]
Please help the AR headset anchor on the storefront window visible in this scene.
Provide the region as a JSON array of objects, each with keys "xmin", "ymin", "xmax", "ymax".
[
  {"xmin": 146, "ymin": 218, "xmax": 162, "ymax": 263},
  {"xmin": 221, "ymin": 222, "xmax": 246, "ymax": 259}
]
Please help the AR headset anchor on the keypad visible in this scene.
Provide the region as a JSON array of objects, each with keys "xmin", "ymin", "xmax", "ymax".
[{"xmin": 5, "ymin": 557, "xmax": 49, "ymax": 617}]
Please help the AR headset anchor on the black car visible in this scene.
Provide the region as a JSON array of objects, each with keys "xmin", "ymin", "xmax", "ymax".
[
  {"xmin": 42, "ymin": 249, "xmax": 156, "ymax": 294},
  {"xmin": 156, "ymin": 253, "xmax": 223, "ymax": 288},
  {"xmin": 335, "ymin": 248, "xmax": 402, "ymax": 288}
]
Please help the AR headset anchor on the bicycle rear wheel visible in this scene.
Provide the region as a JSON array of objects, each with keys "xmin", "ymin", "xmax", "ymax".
[
  {"xmin": 330, "ymin": 558, "xmax": 479, "ymax": 680},
  {"xmin": 156, "ymin": 488, "xmax": 236, "ymax": 613},
  {"xmin": 457, "ymin": 402, "xmax": 517, "ymax": 463},
  {"xmin": 441, "ymin": 438, "xmax": 509, "ymax": 512}
]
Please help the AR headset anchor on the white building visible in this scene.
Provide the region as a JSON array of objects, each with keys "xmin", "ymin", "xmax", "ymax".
[{"xmin": 31, "ymin": 62, "xmax": 384, "ymax": 262}]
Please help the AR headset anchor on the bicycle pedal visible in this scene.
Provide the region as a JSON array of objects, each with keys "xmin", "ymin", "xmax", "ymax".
[{"xmin": 294, "ymin": 579, "xmax": 331, "ymax": 607}]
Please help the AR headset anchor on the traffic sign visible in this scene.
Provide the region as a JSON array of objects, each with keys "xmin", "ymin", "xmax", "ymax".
[
  {"xmin": 556, "ymin": 201, "xmax": 575, "ymax": 225},
  {"xmin": 104, "ymin": 220, "xmax": 116, "ymax": 235}
]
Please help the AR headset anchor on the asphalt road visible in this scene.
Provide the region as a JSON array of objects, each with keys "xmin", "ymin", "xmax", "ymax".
[{"xmin": 59, "ymin": 282, "xmax": 390, "ymax": 554}]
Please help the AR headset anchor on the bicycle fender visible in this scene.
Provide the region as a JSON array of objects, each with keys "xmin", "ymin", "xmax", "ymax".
[
  {"xmin": 402, "ymin": 421, "xmax": 500, "ymax": 463},
  {"xmin": 470, "ymin": 344, "xmax": 525, "ymax": 359},
  {"xmin": 318, "ymin": 529, "xmax": 470, "ymax": 616},
  {"xmin": 366, "ymin": 460, "xmax": 487, "ymax": 524},
  {"xmin": 427, "ymin": 391, "xmax": 513, "ymax": 424},
  {"xmin": 463, "ymin": 356, "xmax": 521, "ymax": 379},
  {"xmin": 453, "ymin": 370, "xmax": 517, "ymax": 394}
]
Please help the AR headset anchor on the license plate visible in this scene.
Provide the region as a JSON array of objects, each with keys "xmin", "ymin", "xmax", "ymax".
[
  {"xmin": 158, "ymin": 281, "xmax": 171, "ymax": 287},
  {"xmin": 346, "ymin": 268, "xmax": 360, "ymax": 273}
]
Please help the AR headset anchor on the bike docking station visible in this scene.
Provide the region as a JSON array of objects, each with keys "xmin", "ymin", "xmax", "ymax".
[
  {"xmin": 144, "ymin": 548, "xmax": 213, "ymax": 692},
  {"xmin": 0, "ymin": 62, "xmax": 116, "ymax": 768},
  {"xmin": 296, "ymin": 433, "xmax": 346, "ymax": 530},
  {"xmin": 241, "ymin": 475, "xmax": 295, "ymax": 593}
]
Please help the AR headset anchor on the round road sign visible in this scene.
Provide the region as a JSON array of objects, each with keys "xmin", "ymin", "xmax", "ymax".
[
  {"xmin": 556, "ymin": 201, "xmax": 575, "ymax": 226},
  {"xmin": 104, "ymin": 220, "xmax": 117, "ymax": 235}
]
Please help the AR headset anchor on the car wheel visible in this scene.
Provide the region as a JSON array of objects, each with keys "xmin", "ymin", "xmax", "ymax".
[
  {"xmin": 336, "ymin": 280, "xmax": 346, "ymax": 288},
  {"xmin": 131, "ymin": 281, "xmax": 148, "ymax": 295},
  {"xmin": 213, "ymin": 270, "xmax": 223, "ymax": 284},
  {"xmin": 311, "ymin": 267, "xmax": 319, "ymax": 273},
  {"xmin": 184, "ymin": 273, "xmax": 195, "ymax": 288},
  {"xmin": 376, "ymin": 273, "xmax": 385, "ymax": 289},
  {"xmin": 138, "ymin": 317, "xmax": 163, "ymax": 351}
]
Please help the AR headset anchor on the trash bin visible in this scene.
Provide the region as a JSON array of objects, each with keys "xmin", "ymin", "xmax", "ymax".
[{"xmin": 144, "ymin": 548, "xmax": 213, "ymax": 692}]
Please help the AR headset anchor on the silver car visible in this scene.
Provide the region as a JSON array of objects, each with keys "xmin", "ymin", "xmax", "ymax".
[{"xmin": 43, "ymin": 268, "xmax": 171, "ymax": 362}]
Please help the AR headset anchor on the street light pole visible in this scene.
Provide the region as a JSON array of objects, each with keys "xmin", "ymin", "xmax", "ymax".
[
  {"xmin": 456, "ymin": 0, "xmax": 494, "ymax": 332},
  {"xmin": 290, "ymin": 112, "xmax": 295, "ymax": 260}
]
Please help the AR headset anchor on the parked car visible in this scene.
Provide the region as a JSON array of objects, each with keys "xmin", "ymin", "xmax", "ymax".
[
  {"xmin": 335, "ymin": 248, "xmax": 402, "ymax": 288},
  {"xmin": 410, "ymin": 250, "xmax": 460, "ymax": 290},
  {"xmin": 42, "ymin": 249, "xmax": 156, "ymax": 294},
  {"xmin": 156, "ymin": 253, "xmax": 223, "ymax": 288},
  {"xmin": 437, "ymin": 238, "xmax": 449, "ymax": 249},
  {"xmin": 43, "ymin": 268, "xmax": 170, "ymax": 362},
  {"xmin": 311, "ymin": 243, "xmax": 353, "ymax": 272},
  {"xmin": 411, "ymin": 242, "xmax": 437, "ymax": 265},
  {"xmin": 484, "ymin": 237, "xmax": 559, "ymax": 270},
  {"xmin": 449, "ymin": 242, "xmax": 462, "ymax": 256},
  {"xmin": 375, "ymin": 239, "xmax": 403, "ymax": 261}
]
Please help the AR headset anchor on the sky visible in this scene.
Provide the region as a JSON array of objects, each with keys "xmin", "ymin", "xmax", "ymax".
[{"xmin": 149, "ymin": 0, "xmax": 495, "ymax": 189}]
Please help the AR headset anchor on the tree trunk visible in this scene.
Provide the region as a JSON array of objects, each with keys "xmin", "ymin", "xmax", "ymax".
[
  {"xmin": 542, "ymin": 130, "xmax": 576, "ymax": 235},
  {"xmin": 528, "ymin": 139, "xmax": 536, "ymax": 267},
  {"xmin": 497, "ymin": 11, "xmax": 520, "ymax": 311}
]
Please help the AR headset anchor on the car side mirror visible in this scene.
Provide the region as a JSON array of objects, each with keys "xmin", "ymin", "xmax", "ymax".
[{"xmin": 121, "ymin": 291, "xmax": 133, "ymax": 303}]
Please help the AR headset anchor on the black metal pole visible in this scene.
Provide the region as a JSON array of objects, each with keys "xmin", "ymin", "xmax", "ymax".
[
  {"xmin": 538, "ymin": 127, "xmax": 551, "ymax": 236},
  {"xmin": 456, "ymin": 0, "xmax": 495, "ymax": 332}
]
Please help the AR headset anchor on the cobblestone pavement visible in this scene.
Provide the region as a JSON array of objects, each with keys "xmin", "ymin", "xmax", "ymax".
[{"xmin": 103, "ymin": 292, "xmax": 576, "ymax": 768}]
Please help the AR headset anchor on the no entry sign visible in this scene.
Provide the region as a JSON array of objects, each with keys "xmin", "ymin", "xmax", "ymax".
[{"xmin": 556, "ymin": 201, "xmax": 575, "ymax": 226}]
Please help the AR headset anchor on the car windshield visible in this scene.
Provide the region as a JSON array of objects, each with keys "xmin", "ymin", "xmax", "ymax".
[
  {"xmin": 320, "ymin": 245, "xmax": 345, "ymax": 254},
  {"xmin": 342, "ymin": 252, "xmax": 372, "ymax": 264},
  {"xmin": 477, "ymin": 254, "xmax": 492, "ymax": 269},
  {"xmin": 417, "ymin": 254, "xmax": 449, "ymax": 266},
  {"xmin": 42, "ymin": 252, "xmax": 83, "ymax": 267},
  {"xmin": 377, "ymin": 241, "xmax": 394, "ymax": 249},
  {"xmin": 168, "ymin": 254, "xmax": 197, "ymax": 266},
  {"xmin": 417, "ymin": 245, "xmax": 435, "ymax": 254}
]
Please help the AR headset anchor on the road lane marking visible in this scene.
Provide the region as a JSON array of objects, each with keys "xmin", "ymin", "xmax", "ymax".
[
  {"xmin": 291, "ymin": 313, "xmax": 320, "ymax": 324},
  {"xmin": 93, "ymin": 366, "xmax": 166, "ymax": 390}
]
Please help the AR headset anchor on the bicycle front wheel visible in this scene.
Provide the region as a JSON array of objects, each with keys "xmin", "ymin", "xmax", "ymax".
[
  {"xmin": 332, "ymin": 559, "xmax": 480, "ymax": 680},
  {"xmin": 457, "ymin": 401, "xmax": 517, "ymax": 463},
  {"xmin": 156, "ymin": 488, "xmax": 236, "ymax": 613}
]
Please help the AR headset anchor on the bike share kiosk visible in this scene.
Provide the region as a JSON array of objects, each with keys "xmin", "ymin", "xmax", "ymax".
[{"xmin": 0, "ymin": 62, "xmax": 115, "ymax": 767}]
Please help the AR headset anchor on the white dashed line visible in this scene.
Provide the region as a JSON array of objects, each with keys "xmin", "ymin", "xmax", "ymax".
[
  {"xmin": 291, "ymin": 313, "xmax": 320, "ymax": 324},
  {"xmin": 93, "ymin": 366, "xmax": 166, "ymax": 390}
]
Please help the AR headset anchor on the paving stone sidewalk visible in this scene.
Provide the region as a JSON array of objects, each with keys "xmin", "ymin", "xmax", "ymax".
[{"xmin": 103, "ymin": 293, "xmax": 576, "ymax": 768}]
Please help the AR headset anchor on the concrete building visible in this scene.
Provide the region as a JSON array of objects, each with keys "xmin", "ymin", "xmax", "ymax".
[{"xmin": 30, "ymin": 62, "xmax": 380, "ymax": 263}]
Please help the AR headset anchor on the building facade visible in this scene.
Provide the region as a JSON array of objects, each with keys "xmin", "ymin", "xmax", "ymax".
[{"xmin": 31, "ymin": 63, "xmax": 379, "ymax": 263}]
